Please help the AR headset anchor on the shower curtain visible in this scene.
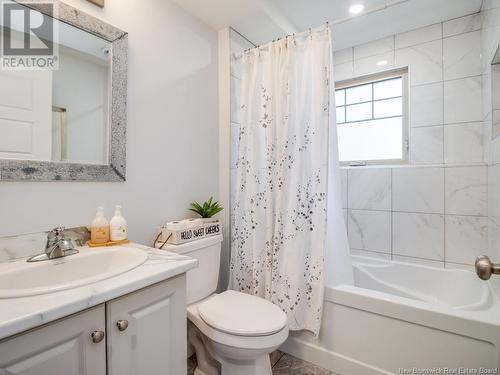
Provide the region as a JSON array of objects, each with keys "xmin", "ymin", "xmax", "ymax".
[{"xmin": 230, "ymin": 27, "xmax": 346, "ymax": 335}]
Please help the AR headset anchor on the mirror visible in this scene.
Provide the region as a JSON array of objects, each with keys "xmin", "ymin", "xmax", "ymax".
[{"xmin": 0, "ymin": 1, "xmax": 127, "ymax": 181}]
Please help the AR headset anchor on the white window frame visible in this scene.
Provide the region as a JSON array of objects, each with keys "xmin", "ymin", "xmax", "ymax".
[{"xmin": 335, "ymin": 68, "xmax": 409, "ymax": 166}]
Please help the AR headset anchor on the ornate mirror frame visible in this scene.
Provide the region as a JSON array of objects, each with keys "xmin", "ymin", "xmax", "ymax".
[{"xmin": 0, "ymin": 0, "xmax": 128, "ymax": 182}]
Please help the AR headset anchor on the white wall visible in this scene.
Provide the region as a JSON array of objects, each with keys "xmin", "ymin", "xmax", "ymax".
[{"xmin": 0, "ymin": 0, "xmax": 219, "ymax": 247}]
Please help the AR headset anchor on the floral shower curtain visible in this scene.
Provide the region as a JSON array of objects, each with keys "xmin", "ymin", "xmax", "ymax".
[{"xmin": 230, "ymin": 27, "xmax": 340, "ymax": 335}]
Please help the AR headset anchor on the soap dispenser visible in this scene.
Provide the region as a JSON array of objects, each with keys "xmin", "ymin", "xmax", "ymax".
[
  {"xmin": 110, "ymin": 205, "xmax": 127, "ymax": 241},
  {"xmin": 91, "ymin": 206, "xmax": 110, "ymax": 244}
]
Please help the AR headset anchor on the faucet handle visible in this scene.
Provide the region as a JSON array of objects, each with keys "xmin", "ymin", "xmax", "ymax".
[
  {"xmin": 48, "ymin": 226, "xmax": 66, "ymax": 239},
  {"xmin": 475, "ymin": 255, "xmax": 500, "ymax": 280}
]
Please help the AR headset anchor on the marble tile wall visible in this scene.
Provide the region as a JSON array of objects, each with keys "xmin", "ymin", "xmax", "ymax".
[
  {"xmin": 341, "ymin": 166, "xmax": 488, "ymax": 267},
  {"xmin": 336, "ymin": 13, "xmax": 489, "ymax": 268}
]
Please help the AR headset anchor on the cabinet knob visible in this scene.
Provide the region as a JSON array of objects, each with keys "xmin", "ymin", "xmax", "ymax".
[
  {"xmin": 116, "ymin": 319, "xmax": 129, "ymax": 332},
  {"xmin": 91, "ymin": 330, "xmax": 105, "ymax": 343}
]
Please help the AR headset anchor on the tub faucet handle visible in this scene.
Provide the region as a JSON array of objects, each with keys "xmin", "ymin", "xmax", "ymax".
[{"xmin": 475, "ymin": 255, "xmax": 500, "ymax": 280}]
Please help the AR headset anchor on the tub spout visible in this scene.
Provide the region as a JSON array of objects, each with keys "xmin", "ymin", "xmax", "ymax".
[{"xmin": 475, "ymin": 255, "xmax": 500, "ymax": 280}]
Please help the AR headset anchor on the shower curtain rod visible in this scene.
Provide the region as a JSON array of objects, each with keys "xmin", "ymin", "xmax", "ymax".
[
  {"xmin": 232, "ymin": 0, "xmax": 410, "ymax": 60},
  {"xmin": 232, "ymin": 23, "xmax": 329, "ymax": 60}
]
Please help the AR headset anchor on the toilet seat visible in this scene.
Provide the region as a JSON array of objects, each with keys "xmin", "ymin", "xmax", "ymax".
[
  {"xmin": 197, "ymin": 290, "xmax": 288, "ymax": 337},
  {"xmin": 187, "ymin": 293, "xmax": 289, "ymax": 351}
]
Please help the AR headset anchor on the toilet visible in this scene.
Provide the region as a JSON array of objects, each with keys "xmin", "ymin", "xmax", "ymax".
[{"xmin": 164, "ymin": 234, "xmax": 289, "ymax": 375}]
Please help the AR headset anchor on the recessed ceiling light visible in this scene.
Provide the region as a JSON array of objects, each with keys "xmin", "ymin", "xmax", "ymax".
[
  {"xmin": 349, "ymin": 3, "xmax": 365, "ymax": 15},
  {"xmin": 377, "ymin": 59, "xmax": 388, "ymax": 66}
]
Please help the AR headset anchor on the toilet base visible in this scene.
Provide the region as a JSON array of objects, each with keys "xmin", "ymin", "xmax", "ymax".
[
  {"xmin": 218, "ymin": 356, "xmax": 272, "ymax": 375},
  {"xmin": 188, "ymin": 320, "xmax": 275, "ymax": 375}
]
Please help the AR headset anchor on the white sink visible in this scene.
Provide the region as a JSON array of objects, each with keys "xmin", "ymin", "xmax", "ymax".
[{"xmin": 0, "ymin": 246, "xmax": 148, "ymax": 298}]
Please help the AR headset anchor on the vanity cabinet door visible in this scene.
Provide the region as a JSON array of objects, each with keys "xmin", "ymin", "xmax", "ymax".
[
  {"xmin": 107, "ymin": 275, "xmax": 187, "ymax": 375},
  {"xmin": 0, "ymin": 305, "xmax": 106, "ymax": 375}
]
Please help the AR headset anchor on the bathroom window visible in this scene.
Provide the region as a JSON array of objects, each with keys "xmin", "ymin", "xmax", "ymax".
[{"xmin": 335, "ymin": 70, "xmax": 408, "ymax": 165}]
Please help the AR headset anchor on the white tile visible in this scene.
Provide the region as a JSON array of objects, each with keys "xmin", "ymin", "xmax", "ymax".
[
  {"xmin": 354, "ymin": 36, "xmax": 394, "ymax": 60},
  {"xmin": 489, "ymin": 166, "xmax": 500, "ymax": 222},
  {"xmin": 334, "ymin": 62, "xmax": 353, "ymax": 82},
  {"xmin": 492, "ymin": 65, "xmax": 500, "ymax": 110},
  {"xmin": 493, "ymin": 110, "xmax": 500, "ymax": 138},
  {"xmin": 353, "ymin": 52, "xmax": 395, "ymax": 77},
  {"xmin": 348, "ymin": 210, "xmax": 391, "ymax": 253},
  {"xmin": 445, "ymin": 215, "xmax": 488, "ymax": 265},
  {"xmin": 410, "ymin": 82, "xmax": 443, "ymax": 127},
  {"xmin": 393, "ymin": 167, "xmax": 444, "ymax": 214},
  {"xmin": 348, "ymin": 168, "xmax": 391, "ymax": 210},
  {"xmin": 483, "ymin": 0, "xmax": 500, "ymax": 11},
  {"xmin": 230, "ymin": 76, "xmax": 241, "ymax": 124},
  {"xmin": 392, "ymin": 255, "xmax": 444, "ymax": 268},
  {"xmin": 445, "ymin": 262, "xmax": 474, "ymax": 271},
  {"xmin": 444, "ymin": 76, "xmax": 483, "ymax": 124},
  {"xmin": 392, "ymin": 212, "xmax": 445, "ymax": 261},
  {"xmin": 350, "ymin": 248, "xmax": 391, "ymax": 260},
  {"xmin": 340, "ymin": 169, "xmax": 348, "ymax": 208},
  {"xmin": 445, "ymin": 166, "xmax": 487, "ymax": 216},
  {"xmin": 396, "ymin": 23, "xmax": 442, "ymax": 49},
  {"xmin": 395, "ymin": 40, "xmax": 443, "ymax": 86},
  {"xmin": 488, "ymin": 217, "xmax": 500, "ymax": 259},
  {"xmin": 443, "ymin": 31, "xmax": 481, "ymax": 81},
  {"xmin": 333, "ymin": 48, "xmax": 353, "ymax": 65},
  {"xmin": 491, "ymin": 136, "xmax": 500, "ymax": 165},
  {"xmin": 410, "ymin": 126, "xmax": 443, "ymax": 164},
  {"xmin": 484, "ymin": 72, "xmax": 493, "ymax": 119},
  {"xmin": 443, "ymin": 14, "xmax": 481, "ymax": 38},
  {"xmin": 444, "ymin": 122, "xmax": 484, "ymax": 164}
]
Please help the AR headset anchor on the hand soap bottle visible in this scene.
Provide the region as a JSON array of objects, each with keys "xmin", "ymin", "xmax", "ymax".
[
  {"xmin": 110, "ymin": 205, "xmax": 127, "ymax": 241},
  {"xmin": 91, "ymin": 207, "xmax": 110, "ymax": 244}
]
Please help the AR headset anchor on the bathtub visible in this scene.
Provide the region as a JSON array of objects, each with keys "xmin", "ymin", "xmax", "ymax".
[{"xmin": 281, "ymin": 255, "xmax": 500, "ymax": 375}]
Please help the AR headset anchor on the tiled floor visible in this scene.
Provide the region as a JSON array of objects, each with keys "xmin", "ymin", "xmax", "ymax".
[{"xmin": 187, "ymin": 351, "xmax": 336, "ymax": 374}]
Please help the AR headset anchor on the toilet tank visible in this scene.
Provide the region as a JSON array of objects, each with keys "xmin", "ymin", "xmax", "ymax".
[{"xmin": 163, "ymin": 234, "xmax": 222, "ymax": 304}]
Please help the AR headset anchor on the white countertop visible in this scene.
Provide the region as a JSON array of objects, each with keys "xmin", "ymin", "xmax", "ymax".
[{"xmin": 0, "ymin": 243, "xmax": 197, "ymax": 340}]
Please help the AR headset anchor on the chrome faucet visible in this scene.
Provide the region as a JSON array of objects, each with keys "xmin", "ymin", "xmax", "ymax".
[
  {"xmin": 27, "ymin": 227, "xmax": 79, "ymax": 262},
  {"xmin": 475, "ymin": 255, "xmax": 500, "ymax": 280}
]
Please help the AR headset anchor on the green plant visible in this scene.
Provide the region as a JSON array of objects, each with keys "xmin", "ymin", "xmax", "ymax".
[{"xmin": 189, "ymin": 197, "xmax": 223, "ymax": 218}]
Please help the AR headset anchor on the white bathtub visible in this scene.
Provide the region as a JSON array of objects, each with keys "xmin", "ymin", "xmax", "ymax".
[{"xmin": 282, "ymin": 255, "xmax": 500, "ymax": 375}]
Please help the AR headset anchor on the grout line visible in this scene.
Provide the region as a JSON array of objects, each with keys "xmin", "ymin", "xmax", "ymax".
[
  {"xmin": 272, "ymin": 352, "xmax": 286, "ymax": 368},
  {"xmin": 349, "ymin": 207, "xmax": 487, "ymax": 218}
]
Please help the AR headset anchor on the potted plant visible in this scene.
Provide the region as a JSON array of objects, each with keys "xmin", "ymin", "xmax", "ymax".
[{"xmin": 189, "ymin": 197, "xmax": 223, "ymax": 223}]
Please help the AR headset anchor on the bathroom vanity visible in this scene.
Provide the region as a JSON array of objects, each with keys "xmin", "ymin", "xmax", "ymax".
[{"xmin": 0, "ymin": 243, "xmax": 197, "ymax": 375}]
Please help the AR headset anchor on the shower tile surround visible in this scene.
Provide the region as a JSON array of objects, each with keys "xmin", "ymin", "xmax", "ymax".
[
  {"xmin": 229, "ymin": 14, "xmax": 497, "ymax": 268},
  {"xmin": 335, "ymin": 13, "xmax": 493, "ymax": 268}
]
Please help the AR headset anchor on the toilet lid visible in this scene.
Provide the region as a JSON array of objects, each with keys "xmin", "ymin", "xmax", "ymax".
[{"xmin": 197, "ymin": 290, "xmax": 288, "ymax": 337}]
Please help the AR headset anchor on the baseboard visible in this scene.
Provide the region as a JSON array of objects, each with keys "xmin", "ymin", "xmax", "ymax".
[{"xmin": 280, "ymin": 336, "xmax": 392, "ymax": 375}]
